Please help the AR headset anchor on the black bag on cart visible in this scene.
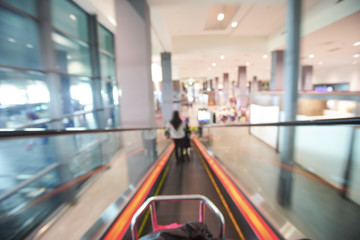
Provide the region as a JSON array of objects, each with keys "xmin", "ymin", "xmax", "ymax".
[{"xmin": 139, "ymin": 221, "xmax": 214, "ymax": 240}]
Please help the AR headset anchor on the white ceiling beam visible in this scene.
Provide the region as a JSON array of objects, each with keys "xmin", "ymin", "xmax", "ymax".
[{"xmin": 267, "ymin": 0, "xmax": 360, "ymax": 51}]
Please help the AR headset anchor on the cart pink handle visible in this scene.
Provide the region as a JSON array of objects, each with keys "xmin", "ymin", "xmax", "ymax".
[{"xmin": 131, "ymin": 194, "xmax": 225, "ymax": 240}]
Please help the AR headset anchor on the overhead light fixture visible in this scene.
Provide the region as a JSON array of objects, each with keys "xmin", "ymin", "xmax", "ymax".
[
  {"xmin": 220, "ymin": 55, "xmax": 225, "ymax": 60},
  {"xmin": 26, "ymin": 44, "xmax": 33, "ymax": 48},
  {"xmin": 217, "ymin": 13, "xmax": 225, "ymax": 21},
  {"xmin": 8, "ymin": 37, "xmax": 16, "ymax": 43},
  {"xmin": 231, "ymin": 21, "xmax": 238, "ymax": 28},
  {"xmin": 308, "ymin": 54, "xmax": 315, "ymax": 59},
  {"xmin": 69, "ymin": 14, "xmax": 77, "ymax": 21},
  {"xmin": 353, "ymin": 42, "xmax": 360, "ymax": 47},
  {"xmin": 246, "ymin": 62, "xmax": 250, "ymax": 66},
  {"xmin": 354, "ymin": 53, "xmax": 360, "ymax": 58},
  {"xmin": 212, "ymin": 62, "xmax": 216, "ymax": 67},
  {"xmin": 263, "ymin": 54, "xmax": 268, "ymax": 59}
]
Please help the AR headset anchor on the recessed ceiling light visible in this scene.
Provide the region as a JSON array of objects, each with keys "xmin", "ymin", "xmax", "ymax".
[
  {"xmin": 231, "ymin": 21, "xmax": 238, "ymax": 28},
  {"xmin": 26, "ymin": 44, "xmax": 33, "ymax": 48},
  {"xmin": 308, "ymin": 54, "xmax": 315, "ymax": 59},
  {"xmin": 354, "ymin": 53, "xmax": 360, "ymax": 58},
  {"xmin": 220, "ymin": 55, "xmax": 225, "ymax": 60},
  {"xmin": 353, "ymin": 42, "xmax": 360, "ymax": 47},
  {"xmin": 246, "ymin": 62, "xmax": 250, "ymax": 66},
  {"xmin": 212, "ymin": 63, "xmax": 216, "ymax": 67},
  {"xmin": 69, "ymin": 14, "xmax": 77, "ymax": 21},
  {"xmin": 8, "ymin": 37, "xmax": 16, "ymax": 43},
  {"xmin": 217, "ymin": 13, "xmax": 225, "ymax": 21},
  {"xmin": 263, "ymin": 54, "xmax": 268, "ymax": 59}
]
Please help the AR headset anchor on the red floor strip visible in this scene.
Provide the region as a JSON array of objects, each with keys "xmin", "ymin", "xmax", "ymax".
[
  {"xmin": 103, "ymin": 143, "xmax": 174, "ymax": 240},
  {"xmin": 193, "ymin": 137, "xmax": 279, "ymax": 240}
]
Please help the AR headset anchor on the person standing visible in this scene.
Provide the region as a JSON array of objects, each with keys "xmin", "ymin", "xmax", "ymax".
[{"xmin": 167, "ymin": 111, "xmax": 186, "ymax": 163}]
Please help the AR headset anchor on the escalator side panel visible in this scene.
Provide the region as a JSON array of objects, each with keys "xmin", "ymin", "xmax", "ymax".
[{"xmin": 193, "ymin": 136, "xmax": 281, "ymax": 240}]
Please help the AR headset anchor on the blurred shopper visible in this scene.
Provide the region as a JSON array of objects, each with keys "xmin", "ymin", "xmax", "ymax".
[{"xmin": 167, "ymin": 111, "xmax": 186, "ymax": 163}]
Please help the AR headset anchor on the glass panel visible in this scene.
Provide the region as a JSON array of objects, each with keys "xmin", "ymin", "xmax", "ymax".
[
  {"xmin": 51, "ymin": 0, "xmax": 89, "ymax": 42},
  {"xmin": 98, "ymin": 24, "xmax": 114, "ymax": 54},
  {"xmin": 0, "ymin": 129, "xmax": 171, "ymax": 239},
  {"xmin": 0, "ymin": 7, "xmax": 42, "ymax": 69},
  {"xmin": 2, "ymin": 0, "xmax": 37, "ymax": 16},
  {"xmin": 203, "ymin": 124, "xmax": 360, "ymax": 240},
  {"xmin": 0, "ymin": 69, "xmax": 49, "ymax": 129},
  {"xmin": 60, "ymin": 75, "xmax": 92, "ymax": 110},
  {"xmin": 53, "ymin": 32, "xmax": 92, "ymax": 76},
  {"xmin": 249, "ymin": 93, "xmax": 360, "ymax": 125},
  {"xmin": 100, "ymin": 53, "xmax": 115, "ymax": 80}
]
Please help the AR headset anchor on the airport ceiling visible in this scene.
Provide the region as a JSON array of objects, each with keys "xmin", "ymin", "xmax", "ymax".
[{"xmin": 81, "ymin": 0, "xmax": 360, "ymax": 82}]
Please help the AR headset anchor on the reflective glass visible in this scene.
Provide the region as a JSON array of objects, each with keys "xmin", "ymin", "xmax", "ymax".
[
  {"xmin": 203, "ymin": 124, "xmax": 360, "ymax": 240},
  {"xmin": 100, "ymin": 53, "xmax": 116, "ymax": 80},
  {"xmin": 53, "ymin": 32, "xmax": 92, "ymax": 76},
  {"xmin": 98, "ymin": 24, "xmax": 114, "ymax": 54},
  {"xmin": 0, "ymin": 69, "xmax": 49, "ymax": 129},
  {"xmin": 0, "ymin": 7, "xmax": 42, "ymax": 69},
  {"xmin": 3, "ymin": 0, "xmax": 37, "ymax": 16},
  {"xmin": 60, "ymin": 76, "xmax": 93, "ymax": 114},
  {"xmin": 51, "ymin": 0, "xmax": 89, "ymax": 42},
  {"xmin": 0, "ymin": 129, "xmax": 171, "ymax": 239}
]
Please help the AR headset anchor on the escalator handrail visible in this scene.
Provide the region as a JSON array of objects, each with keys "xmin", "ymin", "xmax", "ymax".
[{"xmin": 1, "ymin": 117, "xmax": 359, "ymax": 140}]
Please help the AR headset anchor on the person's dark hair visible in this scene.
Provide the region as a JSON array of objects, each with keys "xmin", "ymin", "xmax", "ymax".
[{"xmin": 170, "ymin": 111, "xmax": 182, "ymax": 130}]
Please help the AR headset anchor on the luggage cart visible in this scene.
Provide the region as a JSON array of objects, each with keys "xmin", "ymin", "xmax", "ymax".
[{"xmin": 131, "ymin": 194, "xmax": 225, "ymax": 240}]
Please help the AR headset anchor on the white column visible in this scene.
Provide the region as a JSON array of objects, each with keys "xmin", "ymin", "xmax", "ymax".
[
  {"xmin": 222, "ymin": 73, "xmax": 229, "ymax": 105},
  {"xmin": 115, "ymin": 0, "xmax": 155, "ymax": 128},
  {"xmin": 270, "ymin": 50, "xmax": 285, "ymax": 90},
  {"xmin": 161, "ymin": 52, "xmax": 173, "ymax": 125},
  {"xmin": 214, "ymin": 77, "xmax": 219, "ymax": 105},
  {"xmin": 301, "ymin": 65, "xmax": 313, "ymax": 91},
  {"xmin": 236, "ymin": 66, "xmax": 247, "ymax": 110}
]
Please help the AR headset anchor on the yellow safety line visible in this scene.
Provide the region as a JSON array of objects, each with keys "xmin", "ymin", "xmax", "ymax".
[
  {"xmin": 194, "ymin": 146, "xmax": 246, "ymax": 240},
  {"xmin": 137, "ymin": 153, "xmax": 174, "ymax": 236}
]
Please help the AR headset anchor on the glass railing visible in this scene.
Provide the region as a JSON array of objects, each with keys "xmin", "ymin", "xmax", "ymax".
[
  {"xmin": 202, "ymin": 119, "xmax": 360, "ymax": 240},
  {"xmin": 0, "ymin": 128, "xmax": 171, "ymax": 240}
]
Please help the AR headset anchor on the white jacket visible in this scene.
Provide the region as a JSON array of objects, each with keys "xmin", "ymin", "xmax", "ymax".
[{"xmin": 167, "ymin": 121, "xmax": 185, "ymax": 139}]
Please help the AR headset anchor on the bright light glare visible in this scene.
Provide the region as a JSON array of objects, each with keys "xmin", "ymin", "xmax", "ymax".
[
  {"xmin": 353, "ymin": 42, "xmax": 360, "ymax": 47},
  {"xmin": 69, "ymin": 14, "xmax": 77, "ymax": 21},
  {"xmin": 212, "ymin": 63, "xmax": 216, "ymax": 67},
  {"xmin": 220, "ymin": 55, "xmax": 225, "ymax": 60},
  {"xmin": 26, "ymin": 44, "xmax": 34, "ymax": 49},
  {"xmin": 70, "ymin": 84, "xmax": 93, "ymax": 105},
  {"xmin": 263, "ymin": 55, "xmax": 268, "ymax": 59},
  {"xmin": 217, "ymin": 13, "xmax": 224, "ymax": 21},
  {"xmin": 231, "ymin": 21, "xmax": 238, "ymax": 28},
  {"xmin": 308, "ymin": 54, "xmax": 315, "ymax": 58},
  {"xmin": 151, "ymin": 63, "xmax": 162, "ymax": 82},
  {"xmin": 8, "ymin": 38, "xmax": 16, "ymax": 43},
  {"xmin": 354, "ymin": 54, "xmax": 360, "ymax": 58},
  {"xmin": 246, "ymin": 62, "xmax": 250, "ymax": 66}
]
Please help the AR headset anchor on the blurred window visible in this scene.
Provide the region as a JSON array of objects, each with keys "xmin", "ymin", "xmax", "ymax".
[
  {"xmin": 100, "ymin": 53, "xmax": 116, "ymax": 80},
  {"xmin": 51, "ymin": 0, "xmax": 89, "ymax": 42},
  {"xmin": 52, "ymin": 32, "xmax": 92, "ymax": 76},
  {"xmin": 0, "ymin": 68, "xmax": 49, "ymax": 128},
  {"xmin": 2, "ymin": 0, "xmax": 37, "ymax": 16},
  {"xmin": 98, "ymin": 24, "xmax": 114, "ymax": 54},
  {"xmin": 0, "ymin": 7, "xmax": 42, "ymax": 69}
]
